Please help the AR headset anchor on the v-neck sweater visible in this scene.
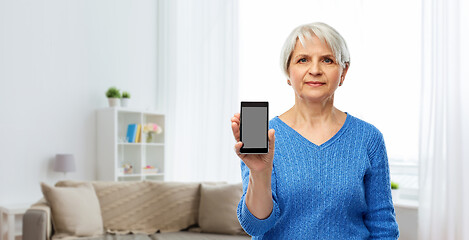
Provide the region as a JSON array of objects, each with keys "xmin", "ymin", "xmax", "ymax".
[{"xmin": 237, "ymin": 113, "xmax": 399, "ymax": 239}]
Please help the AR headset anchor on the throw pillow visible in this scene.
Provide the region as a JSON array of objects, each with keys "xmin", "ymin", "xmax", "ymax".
[
  {"xmin": 40, "ymin": 182, "xmax": 104, "ymax": 237},
  {"xmin": 198, "ymin": 183, "xmax": 244, "ymax": 235}
]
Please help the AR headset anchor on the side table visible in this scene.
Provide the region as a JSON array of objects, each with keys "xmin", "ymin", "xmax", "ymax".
[{"xmin": 0, "ymin": 203, "xmax": 32, "ymax": 240}]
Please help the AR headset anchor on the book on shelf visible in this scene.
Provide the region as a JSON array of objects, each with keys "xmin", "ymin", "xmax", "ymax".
[
  {"xmin": 126, "ymin": 124, "xmax": 138, "ymax": 143},
  {"xmin": 135, "ymin": 124, "xmax": 141, "ymax": 143}
]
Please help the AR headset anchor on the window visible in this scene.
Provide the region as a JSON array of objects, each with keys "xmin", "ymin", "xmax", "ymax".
[{"xmin": 239, "ymin": 0, "xmax": 420, "ymax": 199}]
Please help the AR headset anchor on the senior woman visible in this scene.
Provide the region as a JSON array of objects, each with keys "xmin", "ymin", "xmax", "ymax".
[{"xmin": 230, "ymin": 22, "xmax": 399, "ymax": 239}]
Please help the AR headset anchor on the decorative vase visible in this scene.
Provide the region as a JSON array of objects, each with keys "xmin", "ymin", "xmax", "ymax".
[
  {"xmin": 108, "ymin": 98, "xmax": 120, "ymax": 107},
  {"xmin": 121, "ymin": 98, "xmax": 130, "ymax": 107},
  {"xmin": 146, "ymin": 132, "xmax": 153, "ymax": 143}
]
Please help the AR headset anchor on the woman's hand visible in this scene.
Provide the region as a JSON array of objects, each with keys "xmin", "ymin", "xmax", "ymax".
[
  {"xmin": 231, "ymin": 113, "xmax": 275, "ymax": 174},
  {"xmin": 232, "ymin": 113, "xmax": 275, "ymax": 219}
]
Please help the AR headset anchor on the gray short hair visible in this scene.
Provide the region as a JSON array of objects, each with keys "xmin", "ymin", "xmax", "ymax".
[{"xmin": 280, "ymin": 22, "xmax": 350, "ymax": 78}]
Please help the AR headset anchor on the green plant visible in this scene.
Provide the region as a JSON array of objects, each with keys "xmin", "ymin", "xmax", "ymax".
[
  {"xmin": 106, "ymin": 87, "xmax": 121, "ymax": 98},
  {"xmin": 391, "ymin": 181, "xmax": 399, "ymax": 190},
  {"xmin": 122, "ymin": 91, "xmax": 131, "ymax": 98}
]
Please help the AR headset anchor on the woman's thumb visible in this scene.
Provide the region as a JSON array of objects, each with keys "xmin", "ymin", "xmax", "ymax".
[{"xmin": 268, "ymin": 129, "xmax": 275, "ymax": 152}]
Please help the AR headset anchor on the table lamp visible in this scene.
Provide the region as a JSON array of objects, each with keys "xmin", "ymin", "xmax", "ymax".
[{"xmin": 54, "ymin": 154, "xmax": 76, "ymax": 176}]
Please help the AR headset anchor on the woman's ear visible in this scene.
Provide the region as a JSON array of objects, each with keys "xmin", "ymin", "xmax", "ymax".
[{"xmin": 340, "ymin": 64, "xmax": 349, "ymax": 86}]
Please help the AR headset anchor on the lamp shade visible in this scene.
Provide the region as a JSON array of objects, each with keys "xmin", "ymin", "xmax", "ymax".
[{"xmin": 54, "ymin": 154, "xmax": 76, "ymax": 173}]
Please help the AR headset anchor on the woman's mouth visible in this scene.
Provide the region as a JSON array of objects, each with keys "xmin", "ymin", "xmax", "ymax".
[{"xmin": 305, "ymin": 81, "xmax": 325, "ymax": 87}]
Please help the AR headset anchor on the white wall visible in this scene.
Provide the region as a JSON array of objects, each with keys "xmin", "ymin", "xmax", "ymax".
[{"xmin": 0, "ymin": 0, "xmax": 158, "ymax": 205}]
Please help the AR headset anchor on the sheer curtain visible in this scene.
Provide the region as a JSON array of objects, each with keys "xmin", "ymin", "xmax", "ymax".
[
  {"xmin": 156, "ymin": 0, "xmax": 240, "ymax": 182},
  {"xmin": 419, "ymin": 0, "xmax": 469, "ymax": 238}
]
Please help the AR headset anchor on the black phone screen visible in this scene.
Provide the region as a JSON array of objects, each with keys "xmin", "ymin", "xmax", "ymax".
[{"xmin": 240, "ymin": 102, "xmax": 268, "ymax": 154}]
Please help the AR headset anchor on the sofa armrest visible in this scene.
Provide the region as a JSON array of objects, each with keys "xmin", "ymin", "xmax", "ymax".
[{"xmin": 22, "ymin": 199, "xmax": 52, "ymax": 240}]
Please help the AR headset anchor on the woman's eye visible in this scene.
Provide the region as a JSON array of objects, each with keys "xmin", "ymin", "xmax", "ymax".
[
  {"xmin": 297, "ymin": 58, "xmax": 307, "ymax": 63},
  {"xmin": 323, "ymin": 58, "xmax": 334, "ymax": 64}
]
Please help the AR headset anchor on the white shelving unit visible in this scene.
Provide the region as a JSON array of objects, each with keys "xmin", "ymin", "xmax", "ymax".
[{"xmin": 97, "ymin": 108, "xmax": 165, "ymax": 181}]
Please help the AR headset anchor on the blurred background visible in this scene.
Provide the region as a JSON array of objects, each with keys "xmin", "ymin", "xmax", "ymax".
[{"xmin": 1, "ymin": 0, "xmax": 468, "ymax": 239}]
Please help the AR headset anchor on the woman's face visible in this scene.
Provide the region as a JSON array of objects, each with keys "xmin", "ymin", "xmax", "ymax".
[{"xmin": 288, "ymin": 35, "xmax": 347, "ymax": 103}]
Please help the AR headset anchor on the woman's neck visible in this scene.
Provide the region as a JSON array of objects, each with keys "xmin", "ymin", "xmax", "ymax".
[{"xmin": 281, "ymin": 95, "xmax": 344, "ymax": 128}]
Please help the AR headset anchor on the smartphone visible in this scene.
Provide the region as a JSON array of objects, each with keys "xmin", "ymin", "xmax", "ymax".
[{"xmin": 240, "ymin": 101, "xmax": 269, "ymax": 154}]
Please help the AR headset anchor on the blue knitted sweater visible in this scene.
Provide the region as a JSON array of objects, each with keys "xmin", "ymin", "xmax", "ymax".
[{"xmin": 237, "ymin": 113, "xmax": 399, "ymax": 239}]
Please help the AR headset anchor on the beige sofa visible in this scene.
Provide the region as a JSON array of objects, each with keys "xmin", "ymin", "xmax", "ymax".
[{"xmin": 22, "ymin": 180, "xmax": 250, "ymax": 240}]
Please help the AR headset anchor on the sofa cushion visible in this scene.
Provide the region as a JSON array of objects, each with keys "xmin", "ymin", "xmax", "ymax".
[
  {"xmin": 56, "ymin": 181, "xmax": 200, "ymax": 234},
  {"xmin": 198, "ymin": 183, "xmax": 244, "ymax": 235},
  {"xmin": 56, "ymin": 234, "xmax": 152, "ymax": 240},
  {"xmin": 150, "ymin": 232, "xmax": 250, "ymax": 240},
  {"xmin": 40, "ymin": 182, "xmax": 104, "ymax": 238}
]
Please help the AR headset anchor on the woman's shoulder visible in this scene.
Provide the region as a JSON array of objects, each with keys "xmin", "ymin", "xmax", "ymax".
[
  {"xmin": 347, "ymin": 113, "xmax": 381, "ymax": 133},
  {"xmin": 347, "ymin": 114, "xmax": 386, "ymax": 153},
  {"xmin": 347, "ymin": 114, "xmax": 383, "ymax": 136},
  {"xmin": 268, "ymin": 116, "xmax": 292, "ymax": 133},
  {"xmin": 269, "ymin": 116, "xmax": 282, "ymax": 128}
]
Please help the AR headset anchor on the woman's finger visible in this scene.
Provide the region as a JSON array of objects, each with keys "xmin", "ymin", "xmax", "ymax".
[
  {"xmin": 234, "ymin": 141, "xmax": 244, "ymax": 157},
  {"xmin": 231, "ymin": 116, "xmax": 240, "ymax": 125},
  {"xmin": 268, "ymin": 129, "xmax": 275, "ymax": 153},
  {"xmin": 231, "ymin": 121, "xmax": 240, "ymax": 142}
]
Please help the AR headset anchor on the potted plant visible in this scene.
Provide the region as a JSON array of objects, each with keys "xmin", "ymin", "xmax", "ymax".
[
  {"xmin": 121, "ymin": 91, "xmax": 130, "ymax": 107},
  {"xmin": 391, "ymin": 181, "xmax": 400, "ymax": 201},
  {"xmin": 106, "ymin": 87, "xmax": 121, "ymax": 107}
]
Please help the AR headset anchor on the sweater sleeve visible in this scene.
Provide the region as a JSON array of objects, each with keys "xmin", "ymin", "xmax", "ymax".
[
  {"xmin": 237, "ymin": 160, "xmax": 280, "ymax": 236},
  {"xmin": 363, "ymin": 131, "xmax": 400, "ymax": 239}
]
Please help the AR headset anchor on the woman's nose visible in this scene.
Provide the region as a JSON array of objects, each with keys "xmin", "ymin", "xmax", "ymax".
[{"xmin": 308, "ymin": 61, "xmax": 322, "ymax": 76}]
